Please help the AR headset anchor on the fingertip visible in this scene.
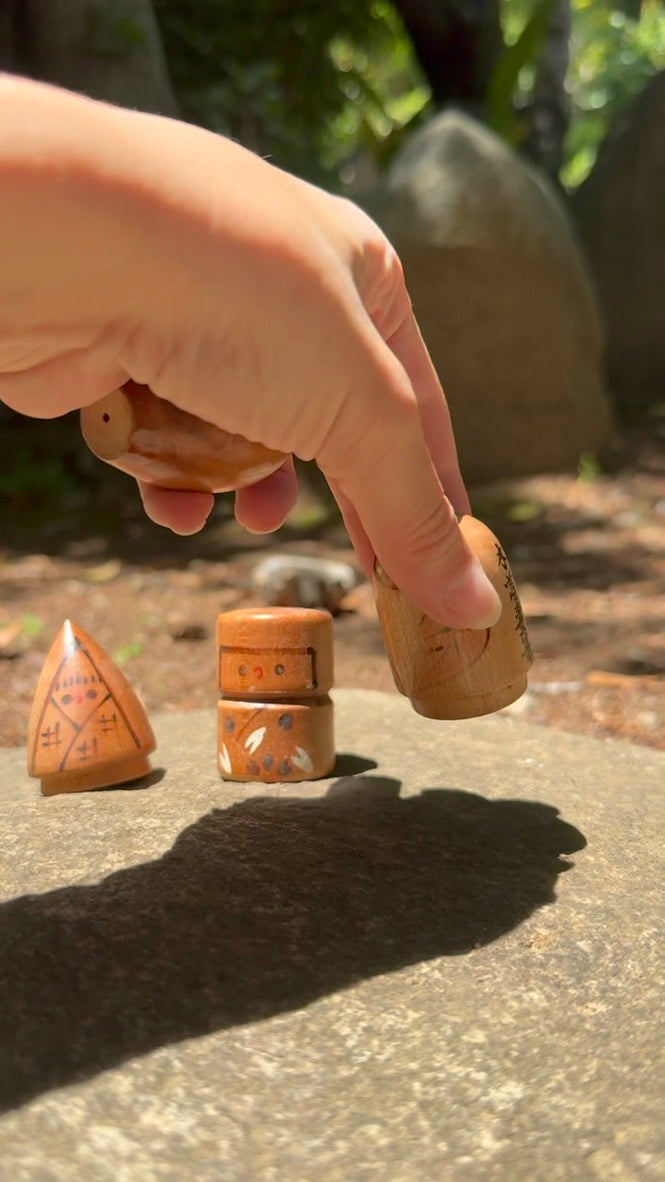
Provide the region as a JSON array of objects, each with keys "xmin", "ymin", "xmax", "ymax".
[
  {"xmin": 138, "ymin": 483, "xmax": 214, "ymax": 535},
  {"xmin": 234, "ymin": 460, "xmax": 299, "ymax": 534},
  {"xmin": 377, "ymin": 547, "xmax": 502, "ymax": 631}
]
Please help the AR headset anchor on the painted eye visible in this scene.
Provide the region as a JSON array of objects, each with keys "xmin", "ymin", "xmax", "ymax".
[
  {"xmin": 238, "ymin": 664, "xmax": 247, "ymax": 675},
  {"xmin": 86, "ymin": 689, "xmax": 98, "ymax": 700},
  {"xmin": 61, "ymin": 694, "xmax": 73, "ymax": 705},
  {"xmin": 275, "ymin": 664, "xmax": 285, "ymax": 675}
]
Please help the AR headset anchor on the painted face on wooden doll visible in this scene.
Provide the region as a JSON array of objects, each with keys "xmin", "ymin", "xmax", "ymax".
[{"xmin": 219, "ymin": 643, "xmax": 318, "ymax": 697}]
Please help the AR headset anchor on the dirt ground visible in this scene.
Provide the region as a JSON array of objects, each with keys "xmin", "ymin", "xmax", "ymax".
[{"xmin": 1, "ymin": 406, "xmax": 663, "ymax": 753}]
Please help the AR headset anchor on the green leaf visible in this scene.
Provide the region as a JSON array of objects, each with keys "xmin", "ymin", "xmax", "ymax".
[
  {"xmin": 488, "ymin": 0, "xmax": 560, "ymax": 139},
  {"xmin": 115, "ymin": 16, "xmax": 147, "ymax": 49},
  {"xmin": 22, "ymin": 614, "xmax": 44, "ymax": 638},
  {"xmin": 504, "ymin": 499, "xmax": 545, "ymax": 523},
  {"xmin": 577, "ymin": 452, "xmax": 603, "ymax": 482},
  {"xmin": 113, "ymin": 641, "xmax": 144, "ymax": 666}
]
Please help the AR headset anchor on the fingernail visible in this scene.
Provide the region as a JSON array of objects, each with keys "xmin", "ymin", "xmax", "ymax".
[{"xmin": 440, "ymin": 562, "xmax": 502, "ymax": 629}]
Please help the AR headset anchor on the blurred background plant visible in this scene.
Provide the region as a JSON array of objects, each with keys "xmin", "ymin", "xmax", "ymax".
[
  {"xmin": 6, "ymin": 1, "xmax": 662, "ymax": 194},
  {"xmin": 154, "ymin": 0, "xmax": 430, "ymax": 187},
  {"xmin": 151, "ymin": 0, "xmax": 665, "ymax": 190}
]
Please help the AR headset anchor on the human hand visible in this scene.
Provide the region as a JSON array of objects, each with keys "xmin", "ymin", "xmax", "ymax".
[{"xmin": 0, "ymin": 76, "xmax": 499, "ymax": 628}]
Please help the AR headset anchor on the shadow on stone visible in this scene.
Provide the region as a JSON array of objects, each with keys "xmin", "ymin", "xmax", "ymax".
[
  {"xmin": 96, "ymin": 766, "xmax": 167, "ymax": 793},
  {"xmin": 0, "ymin": 775, "xmax": 585, "ymax": 1111},
  {"xmin": 331, "ymin": 752, "xmax": 378, "ymax": 776}
]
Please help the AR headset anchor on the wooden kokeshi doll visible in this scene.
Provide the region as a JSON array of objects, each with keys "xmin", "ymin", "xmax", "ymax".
[
  {"xmin": 81, "ymin": 380, "xmax": 286, "ymax": 493},
  {"xmin": 217, "ymin": 607, "xmax": 335, "ymax": 783},
  {"xmin": 373, "ymin": 516, "xmax": 533, "ymax": 720},
  {"xmin": 27, "ymin": 619, "xmax": 156, "ymax": 795}
]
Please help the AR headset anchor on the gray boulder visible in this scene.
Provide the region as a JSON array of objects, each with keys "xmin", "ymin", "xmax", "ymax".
[
  {"xmin": 367, "ymin": 111, "xmax": 612, "ymax": 482},
  {"xmin": 574, "ymin": 69, "xmax": 665, "ymax": 409}
]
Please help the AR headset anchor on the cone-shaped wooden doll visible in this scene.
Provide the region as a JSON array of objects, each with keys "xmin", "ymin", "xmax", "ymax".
[
  {"xmin": 373, "ymin": 516, "xmax": 533, "ymax": 720},
  {"xmin": 28, "ymin": 620, "xmax": 156, "ymax": 795}
]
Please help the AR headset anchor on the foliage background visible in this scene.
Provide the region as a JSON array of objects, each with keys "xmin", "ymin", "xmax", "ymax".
[
  {"xmin": 537, "ymin": 0, "xmax": 664, "ymax": 186},
  {"xmin": 154, "ymin": 0, "xmax": 665, "ymax": 191}
]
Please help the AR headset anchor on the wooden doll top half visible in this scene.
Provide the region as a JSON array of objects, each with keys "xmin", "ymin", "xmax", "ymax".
[{"xmin": 217, "ymin": 607, "xmax": 334, "ymax": 698}]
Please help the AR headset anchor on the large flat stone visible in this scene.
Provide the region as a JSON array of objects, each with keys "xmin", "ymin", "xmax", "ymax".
[{"xmin": 0, "ymin": 689, "xmax": 663, "ymax": 1180}]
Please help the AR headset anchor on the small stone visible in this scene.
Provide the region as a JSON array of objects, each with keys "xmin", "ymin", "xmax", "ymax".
[
  {"xmin": 169, "ymin": 623, "xmax": 209, "ymax": 642},
  {"xmin": 635, "ymin": 711, "xmax": 660, "ymax": 732},
  {"xmin": 251, "ymin": 553, "xmax": 359, "ymax": 614}
]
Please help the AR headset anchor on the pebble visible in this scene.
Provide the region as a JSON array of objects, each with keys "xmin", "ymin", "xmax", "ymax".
[{"xmin": 251, "ymin": 553, "xmax": 360, "ymax": 614}]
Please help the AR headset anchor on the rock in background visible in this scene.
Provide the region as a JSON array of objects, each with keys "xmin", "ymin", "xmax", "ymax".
[
  {"xmin": 251, "ymin": 554, "xmax": 360, "ymax": 615},
  {"xmin": 367, "ymin": 111, "xmax": 612, "ymax": 483},
  {"xmin": 574, "ymin": 69, "xmax": 665, "ymax": 412}
]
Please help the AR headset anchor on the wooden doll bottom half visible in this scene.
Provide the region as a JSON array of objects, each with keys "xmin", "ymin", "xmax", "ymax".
[{"xmin": 217, "ymin": 696, "xmax": 334, "ymax": 783}]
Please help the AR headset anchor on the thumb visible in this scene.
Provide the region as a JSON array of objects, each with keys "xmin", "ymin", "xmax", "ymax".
[{"xmin": 324, "ymin": 388, "xmax": 501, "ymax": 631}]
